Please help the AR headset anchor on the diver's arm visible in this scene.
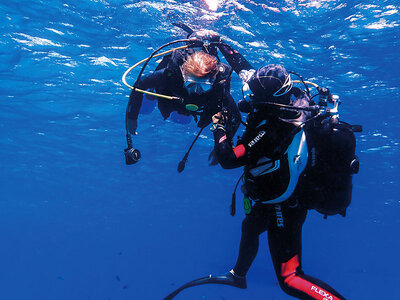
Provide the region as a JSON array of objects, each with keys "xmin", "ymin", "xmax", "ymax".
[
  {"xmin": 217, "ymin": 43, "xmax": 254, "ymax": 75},
  {"xmin": 213, "ymin": 126, "xmax": 247, "ymax": 169},
  {"xmin": 126, "ymin": 69, "xmax": 165, "ymax": 134},
  {"xmin": 189, "ymin": 30, "xmax": 253, "ymax": 74}
]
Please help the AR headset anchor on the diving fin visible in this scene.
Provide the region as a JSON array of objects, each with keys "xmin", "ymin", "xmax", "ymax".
[{"xmin": 164, "ymin": 270, "xmax": 246, "ymax": 300}]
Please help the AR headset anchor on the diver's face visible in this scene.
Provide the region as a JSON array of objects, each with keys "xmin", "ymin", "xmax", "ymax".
[{"xmin": 184, "ymin": 74, "xmax": 215, "ymax": 95}]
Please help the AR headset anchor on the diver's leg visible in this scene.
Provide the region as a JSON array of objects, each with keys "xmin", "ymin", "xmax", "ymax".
[
  {"xmin": 163, "ymin": 204, "xmax": 268, "ymax": 299},
  {"xmin": 268, "ymin": 202, "xmax": 346, "ymax": 300},
  {"xmin": 233, "ymin": 204, "xmax": 269, "ymax": 277},
  {"xmin": 139, "ymin": 93, "xmax": 157, "ymax": 114},
  {"xmin": 170, "ymin": 111, "xmax": 192, "ymax": 124}
]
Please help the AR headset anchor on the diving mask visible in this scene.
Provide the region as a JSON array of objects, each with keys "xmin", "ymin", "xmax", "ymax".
[{"xmin": 184, "ymin": 75, "xmax": 215, "ymax": 94}]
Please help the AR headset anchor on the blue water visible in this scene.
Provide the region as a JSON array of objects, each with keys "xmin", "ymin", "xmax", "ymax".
[{"xmin": 1, "ymin": 1, "xmax": 399, "ymax": 299}]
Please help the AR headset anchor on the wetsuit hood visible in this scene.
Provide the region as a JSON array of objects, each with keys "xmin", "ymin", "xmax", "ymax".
[{"xmin": 248, "ymin": 64, "xmax": 292, "ymax": 104}]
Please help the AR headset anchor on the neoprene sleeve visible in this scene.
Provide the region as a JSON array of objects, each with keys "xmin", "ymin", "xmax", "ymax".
[{"xmin": 217, "ymin": 43, "xmax": 254, "ymax": 75}]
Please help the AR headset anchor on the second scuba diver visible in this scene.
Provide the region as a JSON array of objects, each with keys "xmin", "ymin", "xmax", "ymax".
[
  {"xmin": 124, "ymin": 35, "xmax": 241, "ymax": 169},
  {"xmin": 165, "ymin": 32, "xmax": 360, "ymax": 300}
]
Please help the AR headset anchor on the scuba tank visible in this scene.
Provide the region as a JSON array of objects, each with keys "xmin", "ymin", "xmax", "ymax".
[
  {"xmin": 299, "ymin": 91, "xmax": 361, "ymax": 218},
  {"xmin": 301, "ymin": 120, "xmax": 359, "ymax": 217}
]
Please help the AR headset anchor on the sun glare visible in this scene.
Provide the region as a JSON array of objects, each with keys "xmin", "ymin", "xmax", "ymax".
[{"xmin": 204, "ymin": 0, "xmax": 219, "ymax": 11}]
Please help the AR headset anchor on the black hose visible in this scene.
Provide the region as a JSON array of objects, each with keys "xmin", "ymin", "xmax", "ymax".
[
  {"xmin": 288, "ymin": 71, "xmax": 312, "ymax": 99},
  {"xmin": 134, "ymin": 39, "xmax": 195, "ymax": 86},
  {"xmin": 253, "ymin": 101, "xmax": 320, "ymax": 112},
  {"xmin": 177, "ymin": 127, "xmax": 205, "ymax": 173}
]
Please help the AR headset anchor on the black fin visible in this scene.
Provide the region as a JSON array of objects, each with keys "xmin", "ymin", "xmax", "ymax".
[{"xmin": 164, "ymin": 272, "xmax": 246, "ymax": 300}]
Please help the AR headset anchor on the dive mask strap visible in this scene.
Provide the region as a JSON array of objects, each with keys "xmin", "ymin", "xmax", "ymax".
[{"xmin": 255, "ymin": 72, "xmax": 293, "ymax": 98}]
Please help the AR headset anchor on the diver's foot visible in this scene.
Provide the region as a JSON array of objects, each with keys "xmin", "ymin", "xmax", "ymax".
[{"xmin": 213, "ymin": 269, "xmax": 247, "ymax": 289}]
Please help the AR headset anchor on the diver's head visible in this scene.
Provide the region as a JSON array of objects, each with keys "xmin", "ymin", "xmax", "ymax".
[
  {"xmin": 181, "ymin": 51, "xmax": 218, "ymax": 95},
  {"xmin": 247, "ymin": 64, "xmax": 292, "ymax": 104}
]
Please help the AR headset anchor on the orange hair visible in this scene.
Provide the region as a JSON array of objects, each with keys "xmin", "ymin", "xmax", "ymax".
[{"xmin": 181, "ymin": 52, "xmax": 218, "ymax": 78}]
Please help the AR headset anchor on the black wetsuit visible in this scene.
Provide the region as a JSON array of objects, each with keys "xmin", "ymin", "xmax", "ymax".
[
  {"xmin": 126, "ymin": 48, "xmax": 241, "ymax": 138},
  {"xmin": 211, "ymin": 44, "xmax": 346, "ymax": 300}
]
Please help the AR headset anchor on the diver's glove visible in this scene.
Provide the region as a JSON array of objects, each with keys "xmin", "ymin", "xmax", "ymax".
[
  {"xmin": 189, "ymin": 29, "xmax": 222, "ymax": 43},
  {"xmin": 210, "ymin": 122, "xmax": 225, "ymax": 132},
  {"xmin": 210, "ymin": 110, "xmax": 228, "ymax": 132},
  {"xmin": 164, "ymin": 270, "xmax": 246, "ymax": 300},
  {"xmin": 209, "ymin": 112, "xmax": 225, "ymax": 166}
]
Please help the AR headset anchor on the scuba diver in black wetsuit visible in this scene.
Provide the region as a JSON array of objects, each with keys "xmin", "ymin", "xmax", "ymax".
[
  {"xmin": 123, "ymin": 37, "xmax": 241, "ymax": 170},
  {"xmin": 164, "ymin": 32, "xmax": 360, "ymax": 300}
]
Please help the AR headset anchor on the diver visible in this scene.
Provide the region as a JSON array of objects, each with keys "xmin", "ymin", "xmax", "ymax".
[
  {"xmin": 124, "ymin": 38, "xmax": 241, "ymax": 169},
  {"xmin": 164, "ymin": 32, "xmax": 360, "ymax": 300}
]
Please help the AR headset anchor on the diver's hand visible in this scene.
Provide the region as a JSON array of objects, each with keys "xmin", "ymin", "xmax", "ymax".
[
  {"xmin": 212, "ymin": 112, "xmax": 223, "ymax": 124},
  {"xmin": 212, "ymin": 111, "xmax": 228, "ymax": 125},
  {"xmin": 211, "ymin": 112, "xmax": 227, "ymax": 132},
  {"xmin": 189, "ymin": 30, "xmax": 222, "ymax": 43}
]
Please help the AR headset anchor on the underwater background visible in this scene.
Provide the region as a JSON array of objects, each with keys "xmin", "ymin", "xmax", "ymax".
[{"xmin": 1, "ymin": 0, "xmax": 399, "ymax": 299}]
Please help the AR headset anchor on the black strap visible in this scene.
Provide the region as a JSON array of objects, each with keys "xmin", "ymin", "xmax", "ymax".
[
  {"xmin": 177, "ymin": 127, "xmax": 205, "ymax": 173},
  {"xmin": 231, "ymin": 173, "xmax": 244, "ymax": 216}
]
